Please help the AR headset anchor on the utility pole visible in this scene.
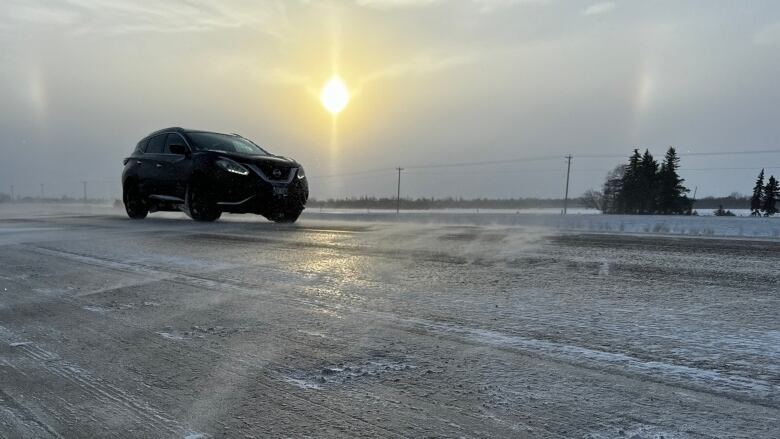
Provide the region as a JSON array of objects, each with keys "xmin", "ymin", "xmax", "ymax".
[
  {"xmin": 40, "ymin": 183, "xmax": 44, "ymax": 199},
  {"xmin": 9, "ymin": 185, "xmax": 14, "ymax": 200},
  {"xmin": 82, "ymin": 181, "xmax": 87, "ymax": 202},
  {"xmin": 396, "ymin": 167, "xmax": 403, "ymax": 214},
  {"xmin": 563, "ymin": 155, "xmax": 572, "ymax": 215}
]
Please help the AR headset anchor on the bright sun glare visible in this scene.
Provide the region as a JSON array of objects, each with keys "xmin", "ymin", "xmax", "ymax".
[{"xmin": 320, "ymin": 75, "xmax": 350, "ymax": 115}]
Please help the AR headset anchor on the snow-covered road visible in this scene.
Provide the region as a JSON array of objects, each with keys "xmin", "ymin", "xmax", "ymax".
[{"xmin": 0, "ymin": 207, "xmax": 778, "ymax": 438}]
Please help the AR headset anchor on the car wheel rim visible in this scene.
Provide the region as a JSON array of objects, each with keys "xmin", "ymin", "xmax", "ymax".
[
  {"xmin": 125, "ymin": 187, "xmax": 141, "ymax": 211},
  {"xmin": 190, "ymin": 187, "xmax": 212, "ymax": 216}
]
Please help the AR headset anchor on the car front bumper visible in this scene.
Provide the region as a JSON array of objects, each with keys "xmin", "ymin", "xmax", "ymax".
[{"xmin": 213, "ymin": 170, "xmax": 308, "ymax": 214}]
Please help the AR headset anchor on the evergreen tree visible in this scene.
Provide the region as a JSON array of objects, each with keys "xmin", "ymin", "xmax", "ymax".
[
  {"xmin": 639, "ymin": 149, "xmax": 658, "ymax": 213},
  {"xmin": 713, "ymin": 205, "xmax": 735, "ymax": 216},
  {"xmin": 656, "ymin": 147, "xmax": 691, "ymax": 214},
  {"xmin": 617, "ymin": 149, "xmax": 643, "ymax": 214},
  {"xmin": 750, "ymin": 169, "xmax": 765, "ymax": 216},
  {"xmin": 762, "ymin": 175, "xmax": 779, "ymax": 216}
]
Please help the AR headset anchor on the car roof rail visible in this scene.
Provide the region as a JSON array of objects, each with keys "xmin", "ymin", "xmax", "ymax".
[{"xmin": 147, "ymin": 126, "xmax": 184, "ymax": 137}]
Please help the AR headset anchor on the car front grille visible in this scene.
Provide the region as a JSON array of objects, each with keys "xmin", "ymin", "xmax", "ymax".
[{"xmin": 257, "ymin": 163, "xmax": 292, "ymax": 181}]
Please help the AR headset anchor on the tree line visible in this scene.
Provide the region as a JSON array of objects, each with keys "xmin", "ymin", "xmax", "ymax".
[
  {"xmin": 583, "ymin": 147, "xmax": 693, "ymax": 215},
  {"xmin": 750, "ymin": 170, "xmax": 779, "ymax": 216}
]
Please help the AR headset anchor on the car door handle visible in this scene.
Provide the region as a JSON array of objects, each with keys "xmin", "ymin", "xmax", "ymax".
[
  {"xmin": 136, "ymin": 160, "xmax": 143, "ymax": 165},
  {"xmin": 155, "ymin": 163, "xmax": 163, "ymax": 168}
]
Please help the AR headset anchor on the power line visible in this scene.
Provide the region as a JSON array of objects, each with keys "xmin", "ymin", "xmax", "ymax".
[
  {"xmin": 386, "ymin": 165, "xmax": 780, "ymax": 178},
  {"xmin": 306, "ymin": 149, "xmax": 780, "ymax": 180},
  {"xmin": 405, "ymin": 149, "xmax": 780, "ymax": 170},
  {"xmin": 309, "ymin": 168, "xmax": 394, "ymax": 179},
  {"xmin": 569, "ymin": 165, "xmax": 780, "ymax": 173},
  {"xmin": 678, "ymin": 149, "xmax": 780, "ymax": 157},
  {"xmin": 309, "ymin": 164, "xmax": 780, "ymax": 181},
  {"xmin": 404, "ymin": 168, "xmax": 567, "ymax": 176},
  {"xmin": 567, "ymin": 149, "xmax": 780, "ymax": 159},
  {"xmin": 404, "ymin": 155, "xmax": 562, "ymax": 170},
  {"xmin": 680, "ymin": 166, "xmax": 780, "ymax": 171}
]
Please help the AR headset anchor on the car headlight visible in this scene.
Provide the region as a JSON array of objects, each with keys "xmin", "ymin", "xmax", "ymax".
[
  {"xmin": 216, "ymin": 158, "xmax": 249, "ymax": 176},
  {"xmin": 297, "ymin": 167, "xmax": 306, "ymax": 179}
]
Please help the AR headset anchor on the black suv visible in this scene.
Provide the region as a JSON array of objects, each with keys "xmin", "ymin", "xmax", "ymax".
[{"xmin": 122, "ymin": 128, "xmax": 308, "ymax": 223}]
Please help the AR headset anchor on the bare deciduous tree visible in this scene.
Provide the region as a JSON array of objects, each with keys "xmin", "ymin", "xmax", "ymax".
[{"xmin": 580, "ymin": 189, "xmax": 604, "ymax": 212}]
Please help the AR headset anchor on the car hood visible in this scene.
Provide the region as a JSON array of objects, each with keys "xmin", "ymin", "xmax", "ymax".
[{"xmin": 210, "ymin": 151, "xmax": 299, "ymax": 168}]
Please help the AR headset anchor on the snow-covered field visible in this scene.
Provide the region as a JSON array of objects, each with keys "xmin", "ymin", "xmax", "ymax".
[
  {"xmin": 306, "ymin": 209, "xmax": 779, "ymax": 239},
  {"xmin": 0, "ymin": 204, "xmax": 778, "ymax": 438},
  {"xmin": 2, "ymin": 203, "xmax": 776, "ymax": 238}
]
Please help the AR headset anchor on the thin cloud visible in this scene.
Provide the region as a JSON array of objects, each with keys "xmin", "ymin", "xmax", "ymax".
[
  {"xmin": 0, "ymin": 0, "xmax": 292, "ymax": 38},
  {"xmin": 473, "ymin": 0, "xmax": 548, "ymax": 14},
  {"xmin": 355, "ymin": 0, "xmax": 442, "ymax": 8},
  {"xmin": 1, "ymin": 2, "xmax": 79, "ymax": 26},
  {"xmin": 753, "ymin": 21, "xmax": 780, "ymax": 45},
  {"xmin": 253, "ymin": 67, "xmax": 312, "ymax": 86},
  {"xmin": 582, "ymin": 2, "xmax": 616, "ymax": 16},
  {"xmin": 356, "ymin": 0, "xmax": 546, "ymax": 11},
  {"xmin": 358, "ymin": 53, "xmax": 476, "ymax": 88}
]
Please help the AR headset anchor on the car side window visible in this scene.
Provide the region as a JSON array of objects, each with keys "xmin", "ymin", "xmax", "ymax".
[
  {"xmin": 145, "ymin": 134, "xmax": 165, "ymax": 154},
  {"xmin": 163, "ymin": 133, "xmax": 186, "ymax": 154}
]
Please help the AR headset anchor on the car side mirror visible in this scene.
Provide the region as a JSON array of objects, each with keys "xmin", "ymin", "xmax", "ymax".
[{"xmin": 169, "ymin": 144, "xmax": 188, "ymax": 155}]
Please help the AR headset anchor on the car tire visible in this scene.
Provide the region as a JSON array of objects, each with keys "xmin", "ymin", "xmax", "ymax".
[
  {"xmin": 186, "ymin": 183, "xmax": 222, "ymax": 222},
  {"xmin": 269, "ymin": 206, "xmax": 303, "ymax": 223},
  {"xmin": 123, "ymin": 182, "xmax": 148, "ymax": 219}
]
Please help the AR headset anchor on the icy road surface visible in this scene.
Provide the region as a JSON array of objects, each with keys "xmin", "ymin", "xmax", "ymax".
[{"xmin": 0, "ymin": 209, "xmax": 778, "ymax": 438}]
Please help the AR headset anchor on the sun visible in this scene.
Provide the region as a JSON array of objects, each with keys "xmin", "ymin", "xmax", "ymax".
[{"xmin": 320, "ymin": 75, "xmax": 350, "ymax": 115}]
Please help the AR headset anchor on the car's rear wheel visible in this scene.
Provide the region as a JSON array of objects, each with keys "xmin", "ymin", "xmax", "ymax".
[
  {"xmin": 186, "ymin": 183, "xmax": 222, "ymax": 222},
  {"xmin": 123, "ymin": 182, "xmax": 148, "ymax": 219}
]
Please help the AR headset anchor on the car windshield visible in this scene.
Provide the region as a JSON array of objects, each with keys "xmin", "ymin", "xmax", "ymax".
[{"xmin": 187, "ymin": 132, "xmax": 269, "ymax": 156}]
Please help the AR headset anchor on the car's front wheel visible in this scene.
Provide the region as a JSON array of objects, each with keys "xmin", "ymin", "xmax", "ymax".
[
  {"xmin": 268, "ymin": 206, "xmax": 303, "ymax": 223},
  {"xmin": 123, "ymin": 182, "xmax": 148, "ymax": 219},
  {"xmin": 186, "ymin": 184, "xmax": 222, "ymax": 222}
]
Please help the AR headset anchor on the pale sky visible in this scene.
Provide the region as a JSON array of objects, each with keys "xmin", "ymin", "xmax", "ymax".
[{"xmin": 1, "ymin": 0, "xmax": 779, "ymax": 200}]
